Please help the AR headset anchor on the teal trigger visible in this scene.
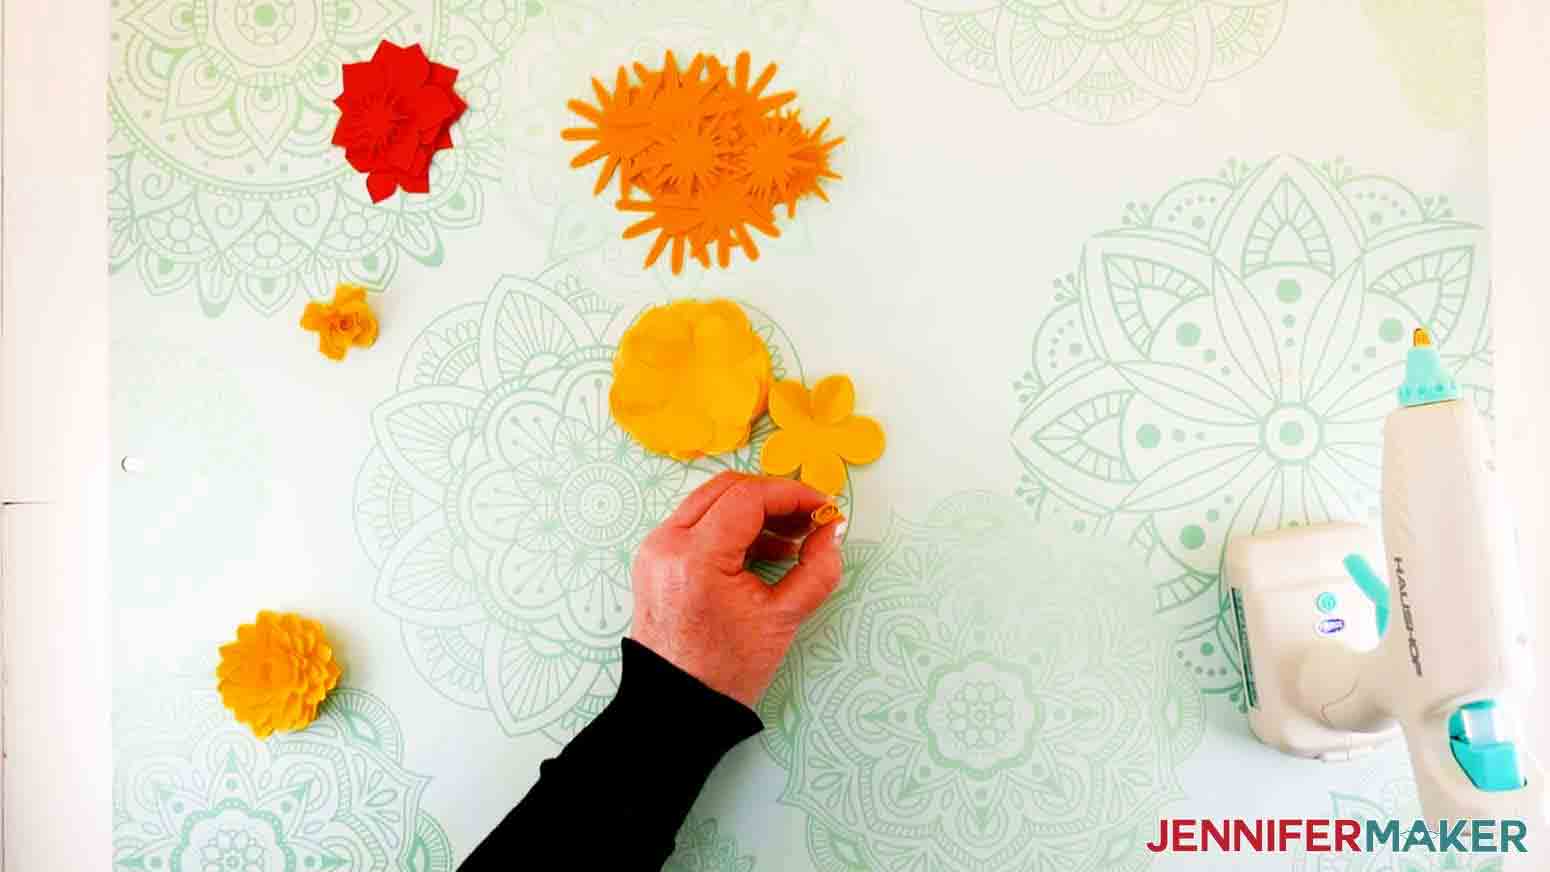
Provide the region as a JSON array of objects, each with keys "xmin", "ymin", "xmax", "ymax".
[
  {"xmin": 1449, "ymin": 701, "xmax": 1526, "ymax": 792},
  {"xmin": 1342, "ymin": 553, "xmax": 1390, "ymax": 637}
]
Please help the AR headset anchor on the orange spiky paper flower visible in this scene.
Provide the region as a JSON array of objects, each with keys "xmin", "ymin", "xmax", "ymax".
[{"xmin": 563, "ymin": 51, "xmax": 843, "ymax": 274}]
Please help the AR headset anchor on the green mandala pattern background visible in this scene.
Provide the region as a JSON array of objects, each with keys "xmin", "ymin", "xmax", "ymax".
[
  {"xmin": 1363, "ymin": 0, "xmax": 1485, "ymax": 131},
  {"xmin": 666, "ymin": 817, "xmax": 757, "ymax": 872},
  {"xmin": 1011, "ymin": 154, "xmax": 1491, "ymax": 710},
  {"xmin": 354, "ymin": 269, "xmax": 843, "ymax": 741},
  {"xmin": 113, "ymin": 338, "xmax": 270, "ymax": 606},
  {"xmin": 1292, "ymin": 757, "xmax": 1503, "ymax": 872},
  {"xmin": 114, "ymin": 681, "xmax": 454, "ymax": 872},
  {"xmin": 760, "ymin": 491, "xmax": 1205, "ymax": 872},
  {"xmin": 108, "ymin": 0, "xmax": 527, "ymax": 316},
  {"xmin": 914, "ymin": 0, "xmax": 1286, "ymax": 124},
  {"xmin": 503, "ymin": 0, "xmax": 858, "ymax": 300}
]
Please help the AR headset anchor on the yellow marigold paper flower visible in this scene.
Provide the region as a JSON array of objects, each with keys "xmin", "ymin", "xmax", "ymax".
[
  {"xmin": 216, "ymin": 610, "xmax": 343, "ymax": 739},
  {"xmin": 610, "ymin": 299, "xmax": 773, "ymax": 460},
  {"xmin": 760, "ymin": 375, "xmax": 885, "ymax": 495},
  {"xmin": 300, "ymin": 283, "xmax": 379, "ymax": 361}
]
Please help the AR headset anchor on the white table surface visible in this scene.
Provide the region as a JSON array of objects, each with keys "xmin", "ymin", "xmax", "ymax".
[{"xmin": 4, "ymin": 1, "xmax": 1548, "ymax": 869}]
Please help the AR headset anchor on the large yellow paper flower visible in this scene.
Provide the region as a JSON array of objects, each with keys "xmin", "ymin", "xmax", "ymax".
[
  {"xmin": 216, "ymin": 611, "xmax": 343, "ymax": 738},
  {"xmin": 760, "ymin": 374, "xmax": 885, "ymax": 494},
  {"xmin": 610, "ymin": 299, "xmax": 773, "ymax": 460}
]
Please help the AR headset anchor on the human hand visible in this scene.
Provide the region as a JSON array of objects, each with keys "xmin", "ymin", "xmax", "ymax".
[{"xmin": 630, "ymin": 472, "xmax": 846, "ymax": 708}]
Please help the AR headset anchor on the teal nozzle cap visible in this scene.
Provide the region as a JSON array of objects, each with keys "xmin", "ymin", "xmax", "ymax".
[{"xmin": 1397, "ymin": 327, "xmax": 1459, "ymax": 407}]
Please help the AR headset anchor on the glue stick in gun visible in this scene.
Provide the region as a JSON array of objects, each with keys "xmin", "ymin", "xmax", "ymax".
[{"xmin": 1306, "ymin": 328, "xmax": 1547, "ymax": 829}]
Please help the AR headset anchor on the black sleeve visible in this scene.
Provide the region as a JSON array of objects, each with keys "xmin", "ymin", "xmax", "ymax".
[{"xmin": 458, "ymin": 637, "xmax": 764, "ymax": 871}]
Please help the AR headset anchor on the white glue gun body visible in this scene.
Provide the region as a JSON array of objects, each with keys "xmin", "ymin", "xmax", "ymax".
[{"xmin": 1230, "ymin": 329, "xmax": 1547, "ymax": 828}]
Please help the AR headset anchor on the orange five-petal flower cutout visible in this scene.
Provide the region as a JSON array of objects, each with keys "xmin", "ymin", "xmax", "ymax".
[
  {"xmin": 760, "ymin": 375, "xmax": 885, "ymax": 495},
  {"xmin": 216, "ymin": 611, "xmax": 343, "ymax": 739},
  {"xmin": 610, "ymin": 299, "xmax": 773, "ymax": 460},
  {"xmin": 301, "ymin": 283, "xmax": 379, "ymax": 361}
]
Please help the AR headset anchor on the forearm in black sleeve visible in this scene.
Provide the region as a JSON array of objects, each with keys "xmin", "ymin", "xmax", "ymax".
[{"xmin": 458, "ymin": 637, "xmax": 764, "ymax": 871}]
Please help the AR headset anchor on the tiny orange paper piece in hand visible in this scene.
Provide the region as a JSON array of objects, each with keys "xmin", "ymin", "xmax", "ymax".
[
  {"xmin": 301, "ymin": 283, "xmax": 379, "ymax": 361},
  {"xmin": 216, "ymin": 610, "xmax": 343, "ymax": 739},
  {"xmin": 761, "ymin": 374, "xmax": 885, "ymax": 495},
  {"xmin": 811, "ymin": 502, "xmax": 845, "ymax": 526},
  {"xmin": 610, "ymin": 299, "xmax": 774, "ymax": 460},
  {"xmin": 563, "ymin": 50, "xmax": 844, "ymax": 274}
]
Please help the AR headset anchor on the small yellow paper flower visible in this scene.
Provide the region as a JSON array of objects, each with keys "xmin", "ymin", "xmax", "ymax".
[
  {"xmin": 300, "ymin": 283, "xmax": 379, "ymax": 361},
  {"xmin": 216, "ymin": 610, "xmax": 343, "ymax": 738},
  {"xmin": 760, "ymin": 374, "xmax": 885, "ymax": 495},
  {"xmin": 610, "ymin": 299, "xmax": 773, "ymax": 460}
]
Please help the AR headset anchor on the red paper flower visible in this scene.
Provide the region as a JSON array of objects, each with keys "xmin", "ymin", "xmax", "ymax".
[{"xmin": 332, "ymin": 41, "xmax": 467, "ymax": 203}]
